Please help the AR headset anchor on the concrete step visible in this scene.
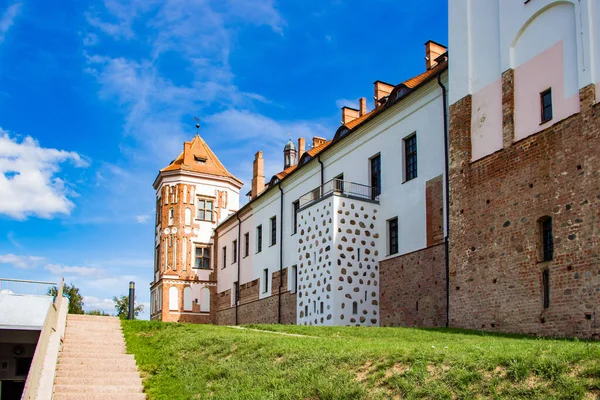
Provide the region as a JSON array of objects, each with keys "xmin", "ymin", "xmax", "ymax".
[
  {"xmin": 54, "ymin": 376, "xmax": 143, "ymax": 386},
  {"xmin": 53, "ymin": 394, "xmax": 147, "ymax": 400},
  {"xmin": 55, "ymin": 370, "xmax": 142, "ymax": 379},
  {"xmin": 59, "ymin": 354, "xmax": 135, "ymax": 362},
  {"xmin": 58, "ymin": 359, "xmax": 138, "ymax": 368},
  {"xmin": 56, "ymin": 363, "xmax": 139, "ymax": 373},
  {"xmin": 63, "ymin": 334, "xmax": 125, "ymax": 340},
  {"xmin": 67, "ymin": 315, "xmax": 120, "ymax": 321},
  {"xmin": 54, "ymin": 384, "xmax": 144, "ymax": 393},
  {"xmin": 60, "ymin": 346, "xmax": 127, "ymax": 354},
  {"xmin": 59, "ymin": 349, "xmax": 128, "ymax": 357}
]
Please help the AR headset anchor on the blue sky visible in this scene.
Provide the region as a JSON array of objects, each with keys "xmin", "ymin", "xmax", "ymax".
[{"xmin": 0, "ymin": 0, "xmax": 447, "ymax": 318}]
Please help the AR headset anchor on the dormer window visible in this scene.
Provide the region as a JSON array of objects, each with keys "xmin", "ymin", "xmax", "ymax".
[{"xmin": 194, "ymin": 156, "xmax": 207, "ymax": 164}]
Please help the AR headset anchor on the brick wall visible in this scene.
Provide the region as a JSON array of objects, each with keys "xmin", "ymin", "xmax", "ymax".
[
  {"xmin": 449, "ymin": 83, "xmax": 600, "ymax": 338},
  {"xmin": 215, "ymin": 268, "xmax": 297, "ymax": 325},
  {"xmin": 426, "ymin": 175, "xmax": 445, "ymax": 247},
  {"xmin": 379, "ymin": 243, "xmax": 447, "ymax": 327}
]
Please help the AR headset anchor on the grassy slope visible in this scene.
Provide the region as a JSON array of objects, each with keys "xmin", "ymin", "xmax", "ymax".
[{"xmin": 122, "ymin": 321, "xmax": 600, "ymax": 400}]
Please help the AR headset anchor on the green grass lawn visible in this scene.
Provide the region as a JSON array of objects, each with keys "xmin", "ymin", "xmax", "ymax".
[{"xmin": 122, "ymin": 321, "xmax": 600, "ymax": 399}]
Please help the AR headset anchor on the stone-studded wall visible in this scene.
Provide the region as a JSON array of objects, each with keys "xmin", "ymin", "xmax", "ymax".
[
  {"xmin": 333, "ymin": 197, "xmax": 380, "ymax": 326},
  {"xmin": 449, "ymin": 84, "xmax": 600, "ymax": 338},
  {"xmin": 296, "ymin": 196, "xmax": 380, "ymax": 326},
  {"xmin": 297, "ymin": 200, "xmax": 335, "ymax": 325},
  {"xmin": 379, "ymin": 243, "xmax": 446, "ymax": 327},
  {"xmin": 215, "ymin": 269, "xmax": 296, "ymax": 326}
]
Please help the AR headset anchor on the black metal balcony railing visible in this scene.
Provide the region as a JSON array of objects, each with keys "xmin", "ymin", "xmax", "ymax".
[{"xmin": 299, "ymin": 179, "xmax": 379, "ymax": 208}]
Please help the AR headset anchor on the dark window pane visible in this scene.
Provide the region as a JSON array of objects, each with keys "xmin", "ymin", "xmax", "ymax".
[
  {"xmin": 542, "ymin": 218, "xmax": 553, "ymax": 261},
  {"xmin": 542, "ymin": 269, "xmax": 550, "ymax": 308},
  {"xmin": 371, "ymin": 155, "xmax": 381, "ymax": 198},
  {"xmin": 405, "ymin": 135, "xmax": 418, "ymax": 181}
]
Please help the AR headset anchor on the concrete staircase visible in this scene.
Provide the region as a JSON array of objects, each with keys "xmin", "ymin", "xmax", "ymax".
[{"xmin": 53, "ymin": 314, "xmax": 146, "ymax": 399}]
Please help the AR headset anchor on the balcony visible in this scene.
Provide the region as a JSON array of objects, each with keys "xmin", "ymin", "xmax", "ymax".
[{"xmin": 299, "ymin": 179, "xmax": 379, "ymax": 209}]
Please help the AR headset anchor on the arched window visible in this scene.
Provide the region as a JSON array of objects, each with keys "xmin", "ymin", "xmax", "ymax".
[
  {"xmin": 185, "ymin": 208, "xmax": 192, "ymax": 226},
  {"xmin": 169, "ymin": 286, "xmax": 178, "ymax": 311},
  {"xmin": 183, "ymin": 286, "xmax": 192, "ymax": 311},
  {"xmin": 200, "ymin": 287, "xmax": 210, "ymax": 312}
]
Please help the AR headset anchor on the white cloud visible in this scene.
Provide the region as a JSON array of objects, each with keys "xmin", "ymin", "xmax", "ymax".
[
  {"xmin": 82, "ymin": 32, "xmax": 99, "ymax": 46},
  {"xmin": 83, "ymin": 295, "xmax": 116, "ymax": 313},
  {"xmin": 135, "ymin": 214, "xmax": 150, "ymax": 223},
  {"xmin": 44, "ymin": 264, "xmax": 105, "ymax": 278},
  {"xmin": 0, "ymin": 2, "xmax": 22, "ymax": 45},
  {"xmin": 335, "ymin": 98, "xmax": 358, "ymax": 110},
  {"xmin": 6, "ymin": 232, "xmax": 21, "ymax": 248},
  {"xmin": 0, "ymin": 130, "xmax": 90, "ymax": 219},
  {"xmin": 0, "ymin": 254, "xmax": 45, "ymax": 269}
]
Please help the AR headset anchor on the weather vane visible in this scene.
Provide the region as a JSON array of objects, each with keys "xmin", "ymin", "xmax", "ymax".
[{"xmin": 194, "ymin": 117, "xmax": 200, "ymax": 136}]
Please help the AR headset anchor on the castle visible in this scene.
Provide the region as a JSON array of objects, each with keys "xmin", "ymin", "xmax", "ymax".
[{"xmin": 150, "ymin": 0, "xmax": 600, "ymax": 338}]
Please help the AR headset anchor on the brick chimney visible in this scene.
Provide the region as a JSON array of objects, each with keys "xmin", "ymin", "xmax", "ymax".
[
  {"xmin": 425, "ymin": 40, "xmax": 447, "ymax": 70},
  {"xmin": 359, "ymin": 97, "xmax": 367, "ymax": 117},
  {"xmin": 297, "ymin": 137, "xmax": 306, "ymax": 161},
  {"xmin": 312, "ymin": 136, "xmax": 327, "ymax": 149},
  {"xmin": 183, "ymin": 141, "xmax": 193, "ymax": 166},
  {"xmin": 374, "ymin": 81, "xmax": 395, "ymax": 107},
  {"xmin": 342, "ymin": 107, "xmax": 359, "ymax": 125},
  {"xmin": 251, "ymin": 151, "xmax": 264, "ymax": 198}
]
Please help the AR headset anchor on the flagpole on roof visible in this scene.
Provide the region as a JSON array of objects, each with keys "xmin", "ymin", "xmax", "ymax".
[{"xmin": 194, "ymin": 116, "xmax": 200, "ymax": 137}]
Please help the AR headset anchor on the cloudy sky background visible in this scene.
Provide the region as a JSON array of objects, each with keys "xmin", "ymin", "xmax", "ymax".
[{"xmin": 0, "ymin": 0, "xmax": 447, "ymax": 318}]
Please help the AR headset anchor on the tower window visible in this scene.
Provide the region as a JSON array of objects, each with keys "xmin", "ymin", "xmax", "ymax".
[
  {"xmin": 196, "ymin": 198, "xmax": 214, "ymax": 222},
  {"xmin": 194, "ymin": 246, "xmax": 211, "ymax": 269},
  {"xmin": 404, "ymin": 134, "xmax": 418, "ymax": 181},
  {"xmin": 244, "ymin": 232, "xmax": 249, "ymax": 257},
  {"xmin": 256, "ymin": 225, "xmax": 263, "ymax": 253},
  {"xmin": 388, "ymin": 217, "xmax": 398, "ymax": 255},
  {"xmin": 541, "ymin": 89, "xmax": 553, "ymax": 123},
  {"xmin": 539, "ymin": 217, "xmax": 553, "ymax": 261},
  {"xmin": 270, "ymin": 216, "xmax": 277, "ymax": 246},
  {"xmin": 542, "ymin": 269, "xmax": 550, "ymax": 309},
  {"xmin": 168, "ymin": 208, "xmax": 174, "ymax": 226}
]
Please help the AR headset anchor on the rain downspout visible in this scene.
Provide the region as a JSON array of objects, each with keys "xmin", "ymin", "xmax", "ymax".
[
  {"xmin": 278, "ymin": 183, "xmax": 284, "ymax": 324},
  {"xmin": 235, "ymin": 213, "xmax": 242, "ymax": 326}
]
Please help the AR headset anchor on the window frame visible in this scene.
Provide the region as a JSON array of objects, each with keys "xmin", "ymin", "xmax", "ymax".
[
  {"xmin": 540, "ymin": 216, "xmax": 554, "ymax": 262},
  {"xmin": 270, "ymin": 216, "xmax": 277, "ymax": 246},
  {"xmin": 232, "ymin": 240, "xmax": 237, "ymax": 264},
  {"xmin": 262, "ymin": 268, "xmax": 269, "ymax": 293},
  {"xmin": 256, "ymin": 225, "xmax": 263, "ymax": 253},
  {"xmin": 196, "ymin": 197, "xmax": 215, "ymax": 222},
  {"xmin": 244, "ymin": 232, "xmax": 249, "ymax": 258},
  {"xmin": 292, "ymin": 201, "xmax": 299, "ymax": 235},
  {"xmin": 404, "ymin": 133, "xmax": 418, "ymax": 182},
  {"xmin": 168, "ymin": 208, "xmax": 174, "ymax": 226},
  {"xmin": 388, "ymin": 217, "xmax": 399, "ymax": 255},
  {"xmin": 193, "ymin": 245, "xmax": 211, "ymax": 270},
  {"xmin": 540, "ymin": 88, "xmax": 553, "ymax": 124},
  {"xmin": 222, "ymin": 246, "xmax": 227, "ymax": 269},
  {"xmin": 542, "ymin": 269, "xmax": 550, "ymax": 309},
  {"xmin": 369, "ymin": 154, "xmax": 381, "ymax": 199}
]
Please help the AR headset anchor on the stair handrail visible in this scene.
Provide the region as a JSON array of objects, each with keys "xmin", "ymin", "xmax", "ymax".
[{"xmin": 21, "ymin": 277, "xmax": 68, "ymax": 400}]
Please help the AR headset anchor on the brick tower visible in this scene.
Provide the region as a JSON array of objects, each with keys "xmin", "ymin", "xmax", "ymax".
[{"xmin": 150, "ymin": 135, "xmax": 243, "ymax": 323}]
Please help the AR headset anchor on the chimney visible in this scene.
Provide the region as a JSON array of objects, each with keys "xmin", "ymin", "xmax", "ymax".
[
  {"xmin": 312, "ymin": 136, "xmax": 327, "ymax": 149},
  {"xmin": 297, "ymin": 137, "xmax": 306, "ymax": 161},
  {"xmin": 425, "ymin": 40, "xmax": 447, "ymax": 70},
  {"xmin": 359, "ymin": 97, "xmax": 367, "ymax": 117},
  {"xmin": 373, "ymin": 81, "xmax": 395, "ymax": 107},
  {"xmin": 183, "ymin": 141, "xmax": 193, "ymax": 166},
  {"xmin": 251, "ymin": 151, "xmax": 265, "ymax": 199},
  {"xmin": 341, "ymin": 107, "xmax": 359, "ymax": 125}
]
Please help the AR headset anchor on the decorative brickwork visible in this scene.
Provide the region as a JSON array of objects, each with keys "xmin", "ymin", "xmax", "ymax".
[
  {"xmin": 449, "ymin": 84, "xmax": 600, "ymax": 338},
  {"xmin": 379, "ymin": 243, "xmax": 446, "ymax": 327}
]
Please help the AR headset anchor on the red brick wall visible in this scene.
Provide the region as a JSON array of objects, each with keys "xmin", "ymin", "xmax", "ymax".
[
  {"xmin": 426, "ymin": 175, "xmax": 445, "ymax": 247},
  {"xmin": 379, "ymin": 243, "xmax": 447, "ymax": 327},
  {"xmin": 449, "ymin": 83, "xmax": 600, "ymax": 338},
  {"xmin": 215, "ymin": 269, "xmax": 297, "ymax": 325}
]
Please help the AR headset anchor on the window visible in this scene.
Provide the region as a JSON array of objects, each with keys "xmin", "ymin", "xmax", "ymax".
[
  {"xmin": 404, "ymin": 134, "xmax": 417, "ymax": 181},
  {"xmin": 290, "ymin": 265, "xmax": 297, "ymax": 293},
  {"xmin": 370, "ymin": 154, "xmax": 381, "ymax": 199},
  {"xmin": 541, "ymin": 89, "xmax": 553, "ymax": 123},
  {"xmin": 168, "ymin": 208, "xmax": 174, "ymax": 226},
  {"xmin": 256, "ymin": 225, "xmax": 263, "ymax": 253},
  {"xmin": 334, "ymin": 173, "xmax": 344, "ymax": 193},
  {"xmin": 388, "ymin": 217, "xmax": 398, "ymax": 255},
  {"xmin": 184, "ymin": 208, "xmax": 192, "ymax": 226},
  {"xmin": 262, "ymin": 269, "xmax": 269, "ymax": 293},
  {"xmin": 542, "ymin": 269, "xmax": 550, "ymax": 308},
  {"xmin": 292, "ymin": 201, "xmax": 299, "ymax": 234},
  {"xmin": 540, "ymin": 217, "xmax": 554, "ymax": 261},
  {"xmin": 352, "ymin": 301, "xmax": 358, "ymax": 315},
  {"xmin": 233, "ymin": 281, "xmax": 239, "ymax": 304},
  {"xmin": 244, "ymin": 232, "xmax": 249, "ymax": 257},
  {"xmin": 194, "ymin": 246, "xmax": 211, "ymax": 269},
  {"xmin": 196, "ymin": 198, "xmax": 214, "ymax": 222},
  {"xmin": 222, "ymin": 246, "xmax": 227, "ymax": 268},
  {"xmin": 270, "ymin": 216, "xmax": 277, "ymax": 246},
  {"xmin": 232, "ymin": 240, "xmax": 237, "ymax": 263},
  {"xmin": 154, "ymin": 245, "xmax": 160, "ymax": 272}
]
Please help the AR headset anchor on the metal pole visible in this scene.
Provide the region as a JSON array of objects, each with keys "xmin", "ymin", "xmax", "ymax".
[{"xmin": 128, "ymin": 281, "xmax": 135, "ymax": 320}]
